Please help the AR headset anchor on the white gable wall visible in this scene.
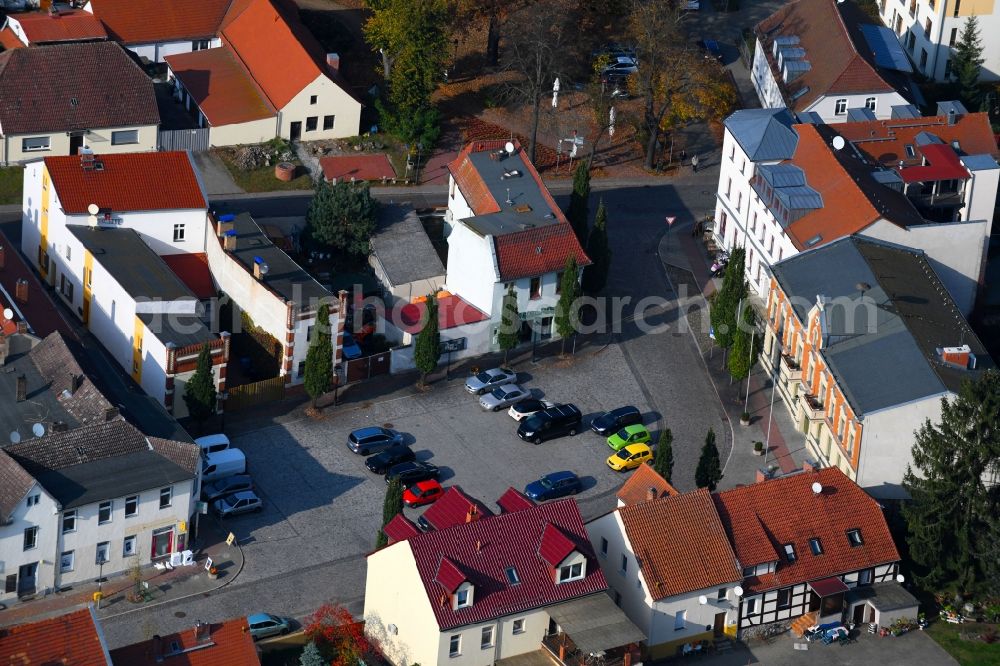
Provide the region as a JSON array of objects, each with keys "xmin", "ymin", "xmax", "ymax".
[
  {"xmin": 0, "ymin": 484, "xmax": 60, "ymax": 603},
  {"xmin": 277, "ymin": 74, "xmax": 362, "ymax": 141}
]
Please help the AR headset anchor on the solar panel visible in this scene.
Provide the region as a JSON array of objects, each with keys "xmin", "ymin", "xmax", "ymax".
[{"xmin": 860, "ymin": 24, "xmax": 913, "ymax": 73}]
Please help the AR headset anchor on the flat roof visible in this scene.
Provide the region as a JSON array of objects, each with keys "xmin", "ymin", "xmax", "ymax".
[
  {"xmin": 371, "ymin": 204, "xmax": 445, "ymax": 287},
  {"xmin": 137, "ymin": 312, "xmax": 215, "ymax": 348},
  {"xmin": 462, "ymin": 149, "xmax": 561, "ymax": 235}
]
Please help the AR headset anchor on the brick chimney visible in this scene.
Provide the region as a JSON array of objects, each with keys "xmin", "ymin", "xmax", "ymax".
[
  {"xmin": 253, "ymin": 256, "xmax": 268, "ymax": 280},
  {"xmin": 646, "ymin": 486, "xmax": 658, "ymax": 501},
  {"xmin": 16, "ymin": 321, "xmax": 27, "ymax": 334},
  {"xmin": 802, "ymin": 459, "xmax": 817, "ymax": 473},
  {"xmin": 326, "ymin": 52, "xmax": 340, "ymax": 72},
  {"xmin": 16, "ymin": 374, "xmax": 26, "ymax": 402},
  {"xmin": 104, "ymin": 406, "xmax": 119, "ymax": 422},
  {"xmin": 222, "ymin": 229, "xmax": 237, "ymax": 251},
  {"xmin": 937, "ymin": 344, "xmax": 975, "ymax": 370},
  {"xmin": 15, "ymin": 278, "xmax": 28, "ymax": 303},
  {"xmin": 466, "ymin": 504, "xmax": 480, "ymax": 523}
]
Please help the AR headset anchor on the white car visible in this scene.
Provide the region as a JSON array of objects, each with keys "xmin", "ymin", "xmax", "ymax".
[
  {"xmin": 508, "ymin": 398, "xmax": 556, "ymax": 421},
  {"xmin": 479, "ymin": 384, "xmax": 530, "ymax": 411}
]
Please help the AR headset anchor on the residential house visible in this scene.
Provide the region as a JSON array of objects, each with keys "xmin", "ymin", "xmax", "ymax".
[
  {"xmin": 0, "ymin": 606, "xmax": 113, "ymax": 665},
  {"xmin": 714, "ymin": 105, "xmax": 999, "ymax": 314},
  {"xmin": 365, "ymin": 496, "xmax": 644, "ymax": 666},
  {"xmin": 0, "ymin": 7, "xmax": 108, "ymax": 48},
  {"xmin": 0, "ymin": 42, "xmax": 159, "ymax": 164},
  {"xmin": 615, "ymin": 462, "xmax": 678, "ymax": 507},
  {"xmin": 369, "ymin": 204, "xmax": 446, "ymax": 308},
  {"xmin": 879, "ymin": 0, "xmax": 1000, "ymax": 81},
  {"xmin": 164, "ymin": 0, "xmax": 361, "ymax": 145},
  {"xmin": 761, "ymin": 235, "xmax": 992, "ymax": 497},
  {"xmin": 751, "ymin": 0, "xmax": 918, "ymax": 122},
  {"xmin": 83, "ymin": 0, "xmax": 228, "ymax": 62},
  {"xmin": 416, "ymin": 486, "xmax": 494, "ymax": 532},
  {"xmin": 585, "ymin": 489, "xmax": 743, "ymax": 659},
  {"xmin": 0, "ymin": 418, "xmax": 199, "ymax": 602},
  {"xmin": 110, "ymin": 617, "xmax": 261, "ymax": 665}
]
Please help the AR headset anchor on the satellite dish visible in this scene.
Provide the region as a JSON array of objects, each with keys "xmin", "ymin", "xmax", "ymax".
[
  {"xmin": 832, "ymin": 136, "xmax": 846, "ymax": 151},
  {"xmin": 504, "ymin": 141, "xmax": 515, "ymax": 154},
  {"xmin": 734, "ymin": 586, "xmax": 744, "ymax": 597},
  {"xmin": 87, "ymin": 215, "xmax": 99, "ymax": 228},
  {"xmin": 32, "ymin": 423, "xmax": 45, "ymax": 437},
  {"xmin": 896, "ymin": 574, "xmax": 905, "ymax": 583},
  {"xmin": 811, "ymin": 482, "xmax": 823, "ymax": 494},
  {"xmin": 87, "ymin": 203, "xmax": 99, "ymax": 215},
  {"xmin": 3, "ymin": 308, "xmax": 12, "ymax": 320},
  {"xmin": 9, "ymin": 431, "xmax": 20, "ymax": 444},
  {"xmin": 698, "ymin": 595, "xmax": 708, "ymax": 605}
]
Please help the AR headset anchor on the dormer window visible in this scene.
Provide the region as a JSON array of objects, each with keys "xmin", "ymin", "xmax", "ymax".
[
  {"xmin": 455, "ymin": 581, "xmax": 474, "ymax": 609},
  {"xmin": 783, "ymin": 543, "xmax": 797, "ymax": 562},
  {"xmin": 559, "ymin": 562, "xmax": 583, "ymax": 583},
  {"xmin": 847, "ymin": 529, "xmax": 864, "ymax": 547},
  {"xmin": 809, "ymin": 538, "xmax": 823, "ymax": 555}
]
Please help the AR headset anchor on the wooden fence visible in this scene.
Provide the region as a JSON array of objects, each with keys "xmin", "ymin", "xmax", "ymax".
[{"xmin": 226, "ymin": 375, "xmax": 286, "ymax": 412}]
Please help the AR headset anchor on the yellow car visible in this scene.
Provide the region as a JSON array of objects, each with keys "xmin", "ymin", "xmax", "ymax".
[{"xmin": 606, "ymin": 443, "xmax": 653, "ymax": 471}]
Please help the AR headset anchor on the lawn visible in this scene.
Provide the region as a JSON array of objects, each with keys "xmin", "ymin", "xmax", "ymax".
[
  {"xmin": 926, "ymin": 620, "xmax": 1000, "ymax": 665},
  {"xmin": 0, "ymin": 166, "xmax": 23, "ymax": 204},
  {"xmin": 212, "ymin": 147, "xmax": 314, "ymax": 192}
]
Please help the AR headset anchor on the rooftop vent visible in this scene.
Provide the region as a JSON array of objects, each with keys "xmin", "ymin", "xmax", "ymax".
[
  {"xmin": 513, "ymin": 204, "xmax": 532, "ymax": 214},
  {"xmin": 501, "ymin": 169, "xmax": 521, "ymax": 180}
]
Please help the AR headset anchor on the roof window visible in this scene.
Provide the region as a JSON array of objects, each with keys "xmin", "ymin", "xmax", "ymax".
[
  {"xmin": 904, "ymin": 144, "xmax": 915, "ymax": 158},
  {"xmin": 847, "ymin": 529, "xmax": 864, "ymax": 547},
  {"xmin": 809, "ymin": 538, "xmax": 823, "ymax": 556},
  {"xmin": 783, "ymin": 543, "xmax": 797, "ymax": 562},
  {"xmin": 505, "ymin": 566, "xmax": 521, "ymax": 585}
]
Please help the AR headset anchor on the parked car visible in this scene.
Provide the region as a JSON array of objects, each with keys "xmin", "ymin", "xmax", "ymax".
[
  {"xmin": 517, "ymin": 403, "xmax": 583, "ymax": 444},
  {"xmin": 607, "ymin": 424, "xmax": 651, "ymax": 451},
  {"xmin": 508, "ymin": 398, "xmax": 556, "ymax": 421},
  {"xmin": 247, "ymin": 613, "xmax": 292, "ymax": 640},
  {"xmin": 201, "ymin": 474, "xmax": 253, "ymax": 502},
  {"xmin": 365, "ymin": 445, "xmax": 416, "ymax": 474},
  {"xmin": 479, "ymin": 384, "xmax": 530, "ymax": 411},
  {"xmin": 195, "ymin": 433, "xmax": 230, "ymax": 456},
  {"xmin": 697, "ymin": 38, "xmax": 723, "ymax": 62},
  {"xmin": 601, "ymin": 56, "xmax": 638, "ymax": 77},
  {"xmin": 347, "ymin": 426, "xmax": 404, "ymax": 455},
  {"xmin": 590, "ymin": 406, "xmax": 643, "ymax": 436},
  {"xmin": 342, "ymin": 332, "xmax": 363, "ymax": 360},
  {"xmin": 202, "ymin": 448, "xmax": 246, "ymax": 482},
  {"xmin": 684, "ymin": 0, "xmax": 700, "ymax": 10},
  {"xmin": 524, "ymin": 471, "xmax": 582, "ymax": 501},
  {"xmin": 385, "ymin": 461, "xmax": 440, "ymax": 487},
  {"xmin": 403, "ymin": 479, "xmax": 445, "ymax": 507},
  {"xmin": 212, "ymin": 490, "xmax": 263, "ymax": 517},
  {"xmin": 607, "ymin": 443, "xmax": 653, "ymax": 471},
  {"xmin": 465, "ymin": 367, "xmax": 518, "ymax": 394}
]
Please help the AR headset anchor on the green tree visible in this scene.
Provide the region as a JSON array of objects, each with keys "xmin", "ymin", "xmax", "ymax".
[
  {"xmin": 652, "ymin": 428, "xmax": 674, "ymax": 483},
  {"xmin": 582, "ymin": 199, "xmax": 611, "ymax": 294},
  {"xmin": 952, "ymin": 16, "xmax": 985, "ymax": 109},
  {"xmin": 183, "ymin": 344, "xmax": 216, "ymax": 426},
  {"xmin": 305, "ymin": 181, "xmax": 378, "ymax": 258},
  {"xmin": 709, "ymin": 246, "xmax": 747, "ymax": 349},
  {"xmin": 299, "ymin": 641, "xmax": 325, "ymax": 666},
  {"xmin": 413, "ymin": 293, "xmax": 441, "ymax": 387},
  {"xmin": 376, "ymin": 477, "xmax": 405, "ymax": 548},
  {"xmin": 727, "ymin": 301, "xmax": 758, "ymax": 380},
  {"xmin": 902, "ymin": 369, "xmax": 1000, "ymax": 594},
  {"xmin": 695, "ymin": 428, "xmax": 722, "ymax": 491},
  {"xmin": 554, "ymin": 256, "xmax": 581, "ymax": 355},
  {"xmin": 304, "ymin": 303, "xmax": 333, "ymax": 409},
  {"xmin": 497, "ymin": 285, "xmax": 520, "ymax": 364},
  {"xmin": 565, "ymin": 163, "xmax": 591, "ymax": 244}
]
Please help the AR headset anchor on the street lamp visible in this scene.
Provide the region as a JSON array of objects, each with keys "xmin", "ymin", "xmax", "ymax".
[
  {"xmin": 96, "ymin": 553, "xmax": 108, "ymax": 609},
  {"xmin": 332, "ymin": 364, "xmax": 342, "ymax": 406}
]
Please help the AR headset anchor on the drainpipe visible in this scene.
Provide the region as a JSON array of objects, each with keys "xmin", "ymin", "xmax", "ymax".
[{"xmin": 494, "ymin": 619, "xmax": 502, "ymax": 663}]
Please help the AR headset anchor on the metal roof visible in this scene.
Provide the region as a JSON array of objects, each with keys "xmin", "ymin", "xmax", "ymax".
[
  {"xmin": 759, "ymin": 163, "xmax": 807, "ymax": 187},
  {"xmin": 962, "ymin": 154, "xmax": 1000, "ymax": 171},
  {"xmin": 724, "ymin": 108, "xmax": 799, "ymax": 162},
  {"xmin": 890, "ymin": 104, "xmax": 921, "ymax": 119},
  {"xmin": 860, "ymin": 24, "xmax": 913, "ymax": 72},
  {"xmin": 846, "ymin": 107, "xmax": 877, "ymax": 122}
]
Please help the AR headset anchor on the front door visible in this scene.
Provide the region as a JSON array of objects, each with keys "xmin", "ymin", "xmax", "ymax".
[
  {"xmin": 852, "ymin": 603, "xmax": 866, "ymax": 625},
  {"xmin": 69, "ymin": 135, "xmax": 84, "ymax": 155},
  {"xmin": 713, "ymin": 612, "xmax": 726, "ymax": 637},
  {"xmin": 290, "ymin": 121, "xmax": 302, "ymax": 142},
  {"xmin": 17, "ymin": 563, "xmax": 37, "ymax": 597}
]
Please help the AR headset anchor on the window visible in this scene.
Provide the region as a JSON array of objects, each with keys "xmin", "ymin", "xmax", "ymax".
[
  {"xmin": 173, "ymin": 224, "xmax": 185, "ymax": 242},
  {"xmin": 718, "ymin": 587, "xmax": 727, "ymax": 600},
  {"xmin": 60, "ymin": 275, "xmax": 73, "ymax": 300},
  {"xmin": 26, "ymin": 493, "xmax": 40, "ymax": 507},
  {"xmin": 96, "ymin": 541, "xmax": 110, "ymax": 564},
  {"xmin": 111, "ymin": 130, "xmax": 139, "ymax": 146},
  {"xmin": 904, "ymin": 144, "xmax": 915, "ymax": 158},
  {"xmin": 600, "ymin": 537, "xmax": 608, "ymax": 556},
  {"xmin": 85, "ymin": 268, "xmax": 92, "ymax": 288},
  {"xmin": 481, "ymin": 626, "xmax": 494, "ymax": 649},
  {"xmin": 125, "ymin": 495, "xmax": 138, "ymax": 517},
  {"xmin": 907, "ymin": 30, "xmax": 916, "ymax": 52},
  {"xmin": 809, "ymin": 538, "xmax": 824, "ymax": 555},
  {"xmin": 746, "ymin": 598, "xmax": 758, "ymax": 615},
  {"xmin": 783, "ymin": 543, "xmax": 797, "ymax": 562},
  {"xmin": 306, "ymin": 116, "xmax": 318, "ymax": 132},
  {"xmin": 66, "ymin": 244, "xmax": 72, "ymax": 261},
  {"xmin": 865, "ymin": 97, "xmax": 877, "ymax": 112},
  {"xmin": 620, "ymin": 554, "xmax": 628, "ymax": 575},
  {"xmin": 953, "ymin": 0, "xmax": 960, "ymax": 17},
  {"xmin": 310, "ymin": 94, "xmax": 318, "ymax": 105},
  {"xmin": 719, "ymin": 211, "xmax": 728, "ymax": 238},
  {"xmin": 725, "ymin": 178, "xmax": 732, "ymax": 198},
  {"xmin": 60, "ymin": 551, "xmax": 75, "ymax": 572},
  {"xmin": 835, "ymin": 99, "xmax": 847, "ymax": 115},
  {"xmin": 949, "ymin": 27, "xmax": 958, "ymax": 46},
  {"xmin": 729, "ymin": 143, "xmax": 735, "ymax": 160},
  {"xmin": 559, "ymin": 562, "xmax": 583, "ymax": 583},
  {"xmin": 24, "ymin": 526, "xmax": 38, "ymax": 550},
  {"xmin": 63, "ymin": 510, "xmax": 77, "ymax": 533},
  {"xmin": 529, "ymin": 277, "xmax": 541, "ymax": 300},
  {"xmin": 159, "ymin": 486, "xmax": 172, "ymax": 509},
  {"xmin": 192, "ymin": 40, "xmax": 210, "ymax": 50},
  {"xmin": 768, "ymin": 236, "xmax": 775, "ymax": 255},
  {"xmin": 859, "ymin": 568, "xmax": 873, "ymax": 585},
  {"xmin": 512, "ymin": 618, "xmax": 526, "ymax": 634},
  {"xmin": 505, "ymin": 566, "xmax": 520, "ymax": 585},
  {"xmin": 98, "ymin": 501, "xmax": 113, "ymax": 524},
  {"xmin": 736, "ymin": 192, "xmax": 742, "ymax": 213},
  {"xmin": 456, "ymin": 588, "xmax": 471, "ymax": 608},
  {"xmin": 298, "ymin": 361, "xmax": 306, "ymax": 377},
  {"xmin": 750, "ymin": 211, "xmax": 757, "ymax": 231},
  {"xmin": 323, "ymin": 115, "xmax": 335, "ymax": 130},
  {"xmin": 919, "ymin": 49, "xmax": 928, "ymax": 70},
  {"xmin": 674, "ymin": 610, "xmax": 686, "ymax": 630},
  {"xmin": 123, "ymin": 535, "xmax": 137, "ymax": 557},
  {"xmin": 923, "ymin": 18, "xmax": 932, "ymax": 39},
  {"xmin": 449, "ymin": 634, "xmax": 461, "ymax": 657},
  {"xmin": 22, "ymin": 136, "xmax": 51, "ymax": 152},
  {"xmin": 555, "ymin": 271, "xmax": 564, "ymax": 295},
  {"xmin": 846, "ymin": 529, "xmax": 864, "ymax": 547},
  {"xmin": 944, "ymin": 59, "xmax": 952, "ymax": 78},
  {"xmin": 777, "ymin": 588, "xmax": 792, "ymax": 608},
  {"xmin": 848, "ymin": 430, "xmax": 856, "ymax": 454}
]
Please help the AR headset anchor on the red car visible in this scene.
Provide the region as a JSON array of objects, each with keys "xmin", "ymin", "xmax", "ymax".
[{"xmin": 403, "ymin": 480, "xmax": 444, "ymax": 507}]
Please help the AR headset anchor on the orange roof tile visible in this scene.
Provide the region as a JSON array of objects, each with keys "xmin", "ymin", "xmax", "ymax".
[
  {"xmin": 494, "ymin": 223, "xmax": 590, "ymax": 281},
  {"xmin": 619, "ymin": 489, "xmax": 741, "ymax": 599},
  {"xmin": 164, "ymin": 46, "xmax": 274, "ymax": 125},
  {"xmin": 713, "ymin": 467, "xmax": 900, "ymax": 594},
  {"xmin": 109, "ymin": 618, "xmax": 260, "ymax": 666},
  {"xmin": 0, "ymin": 26, "xmax": 25, "ymax": 50},
  {"xmin": 616, "ymin": 463, "xmax": 678, "ymax": 506},
  {"xmin": 44, "ymin": 152, "xmax": 207, "ymax": 214},
  {"xmin": 88, "ymin": 0, "xmax": 231, "ymax": 44},
  {"xmin": 448, "ymin": 142, "xmax": 503, "ymax": 215},
  {"xmin": 835, "ymin": 112, "xmax": 1000, "ymax": 165},
  {"xmin": 9, "ymin": 9, "xmax": 108, "ymax": 43},
  {"xmin": 0, "ymin": 607, "xmax": 111, "ymax": 665}
]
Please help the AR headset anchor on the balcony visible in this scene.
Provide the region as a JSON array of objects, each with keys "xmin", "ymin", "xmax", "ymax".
[
  {"xmin": 778, "ymin": 353, "xmax": 801, "ymax": 384},
  {"xmin": 800, "ymin": 388, "xmax": 824, "ymax": 421}
]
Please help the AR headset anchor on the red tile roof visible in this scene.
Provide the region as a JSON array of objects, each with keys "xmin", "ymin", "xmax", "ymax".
[
  {"xmin": 400, "ymin": 498, "xmax": 607, "ymax": 630},
  {"xmin": 161, "ymin": 253, "xmax": 216, "ymax": 299},
  {"xmin": 538, "ymin": 522, "xmax": 577, "ymax": 567},
  {"xmin": 494, "ymin": 223, "xmax": 590, "ymax": 281},
  {"xmin": 809, "ymin": 576, "xmax": 849, "ymax": 596},
  {"xmin": 616, "ymin": 463, "xmax": 679, "ymax": 506},
  {"xmin": 496, "ymin": 487, "xmax": 535, "ymax": 513},
  {"xmin": 449, "ymin": 143, "xmax": 502, "ymax": 215},
  {"xmin": 88, "ymin": 0, "xmax": 231, "ymax": 44},
  {"xmin": 0, "ymin": 27, "xmax": 26, "ymax": 50},
  {"xmin": 9, "ymin": 10, "xmax": 108, "ymax": 43},
  {"xmin": 110, "ymin": 618, "xmax": 260, "ymax": 666},
  {"xmin": 0, "ymin": 229, "xmax": 78, "ymax": 340},
  {"xmin": 899, "ymin": 142, "xmax": 970, "ymax": 182},
  {"xmin": 619, "ymin": 489, "xmax": 741, "ymax": 600},
  {"xmin": 383, "ymin": 513, "xmax": 420, "ymax": 544},
  {"xmin": 44, "ymin": 152, "xmax": 207, "ymax": 214},
  {"xmin": 435, "ymin": 557, "xmax": 467, "ymax": 593},
  {"xmin": 320, "ymin": 154, "xmax": 397, "ymax": 182},
  {"xmin": 419, "ymin": 486, "xmax": 495, "ymax": 531},
  {"xmin": 0, "ymin": 607, "xmax": 111, "ymax": 666},
  {"xmin": 397, "ymin": 294, "xmax": 489, "ymax": 332},
  {"xmin": 835, "ymin": 112, "xmax": 1000, "ymax": 164},
  {"xmin": 713, "ymin": 467, "xmax": 900, "ymax": 594},
  {"xmin": 164, "ymin": 46, "xmax": 275, "ymax": 126}
]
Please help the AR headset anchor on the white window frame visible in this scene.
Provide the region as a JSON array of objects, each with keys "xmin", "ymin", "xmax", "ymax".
[
  {"xmin": 23, "ymin": 526, "xmax": 38, "ymax": 550},
  {"xmin": 865, "ymin": 96, "xmax": 877, "ymax": 112},
  {"xmin": 110, "ymin": 129, "xmax": 139, "ymax": 146},
  {"xmin": 123, "ymin": 535, "xmax": 137, "ymax": 557},
  {"xmin": 98, "ymin": 500, "xmax": 113, "ymax": 525},
  {"xmin": 834, "ymin": 99, "xmax": 848, "ymax": 115},
  {"xmin": 558, "ymin": 561, "xmax": 583, "ymax": 583},
  {"xmin": 96, "ymin": 541, "xmax": 110, "ymax": 564},
  {"xmin": 456, "ymin": 587, "xmax": 471, "ymax": 608},
  {"xmin": 62, "ymin": 510, "xmax": 77, "ymax": 533},
  {"xmin": 26, "ymin": 493, "xmax": 40, "ymax": 507},
  {"xmin": 60, "ymin": 550, "xmax": 75, "ymax": 572},
  {"xmin": 159, "ymin": 486, "xmax": 172, "ymax": 509},
  {"xmin": 481, "ymin": 626, "xmax": 495, "ymax": 649},
  {"xmin": 22, "ymin": 136, "xmax": 51, "ymax": 152},
  {"xmin": 449, "ymin": 634, "xmax": 461, "ymax": 657},
  {"xmin": 512, "ymin": 618, "xmax": 526, "ymax": 634},
  {"xmin": 746, "ymin": 597, "xmax": 759, "ymax": 615},
  {"xmin": 173, "ymin": 224, "xmax": 186, "ymax": 242},
  {"xmin": 125, "ymin": 495, "xmax": 139, "ymax": 517}
]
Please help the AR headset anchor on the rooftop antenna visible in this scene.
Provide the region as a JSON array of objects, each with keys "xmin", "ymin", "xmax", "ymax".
[
  {"xmin": 2, "ymin": 308, "xmax": 12, "ymax": 321},
  {"xmin": 832, "ymin": 135, "xmax": 845, "ymax": 151},
  {"xmin": 505, "ymin": 188, "xmax": 513, "ymax": 206},
  {"xmin": 811, "ymin": 481, "xmax": 823, "ymax": 495}
]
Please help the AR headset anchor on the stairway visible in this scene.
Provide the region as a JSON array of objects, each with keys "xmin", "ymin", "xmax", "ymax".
[
  {"xmin": 713, "ymin": 638, "xmax": 734, "ymax": 654},
  {"xmin": 791, "ymin": 611, "xmax": 819, "ymax": 637}
]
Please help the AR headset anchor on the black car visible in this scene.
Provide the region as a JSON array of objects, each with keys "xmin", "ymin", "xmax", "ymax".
[
  {"xmin": 517, "ymin": 404, "xmax": 582, "ymax": 444},
  {"xmin": 590, "ymin": 406, "xmax": 643, "ymax": 436},
  {"xmin": 365, "ymin": 445, "xmax": 416, "ymax": 474},
  {"xmin": 201, "ymin": 474, "xmax": 254, "ymax": 502},
  {"xmin": 385, "ymin": 461, "xmax": 440, "ymax": 486}
]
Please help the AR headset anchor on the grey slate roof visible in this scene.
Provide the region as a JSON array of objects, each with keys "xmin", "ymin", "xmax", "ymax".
[
  {"xmin": 723, "ymin": 108, "xmax": 799, "ymax": 161},
  {"xmin": 463, "ymin": 149, "xmax": 562, "ymax": 236},
  {"xmin": 771, "ymin": 236, "xmax": 992, "ymax": 415},
  {"xmin": 846, "ymin": 582, "xmax": 920, "ymax": 612},
  {"xmin": 0, "ymin": 449, "xmax": 36, "ymax": 523},
  {"xmin": 370, "ymin": 205, "xmax": 445, "ymax": 287},
  {"xmin": 137, "ymin": 313, "xmax": 215, "ymax": 349}
]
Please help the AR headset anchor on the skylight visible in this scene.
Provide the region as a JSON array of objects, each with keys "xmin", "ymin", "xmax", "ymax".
[
  {"xmin": 505, "ymin": 566, "xmax": 520, "ymax": 585},
  {"xmin": 783, "ymin": 543, "xmax": 797, "ymax": 562},
  {"xmin": 847, "ymin": 529, "xmax": 864, "ymax": 547},
  {"xmin": 809, "ymin": 538, "xmax": 823, "ymax": 555}
]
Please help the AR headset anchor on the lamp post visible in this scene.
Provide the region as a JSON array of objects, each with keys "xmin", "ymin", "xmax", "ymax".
[
  {"xmin": 96, "ymin": 554, "xmax": 107, "ymax": 609},
  {"xmin": 332, "ymin": 364, "xmax": 342, "ymax": 406}
]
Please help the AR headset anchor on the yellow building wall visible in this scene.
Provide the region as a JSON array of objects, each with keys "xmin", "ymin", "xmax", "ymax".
[
  {"xmin": 132, "ymin": 316, "xmax": 144, "ymax": 383},
  {"xmin": 82, "ymin": 250, "xmax": 93, "ymax": 325},
  {"xmin": 647, "ymin": 630, "xmax": 714, "ymax": 660},
  {"xmin": 947, "ymin": 0, "xmax": 994, "ymax": 16},
  {"xmin": 39, "ymin": 167, "xmax": 50, "ymax": 278}
]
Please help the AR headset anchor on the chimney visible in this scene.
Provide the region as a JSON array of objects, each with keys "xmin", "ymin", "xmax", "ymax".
[
  {"xmin": 51, "ymin": 421, "xmax": 69, "ymax": 433},
  {"xmin": 16, "ymin": 374, "xmax": 26, "ymax": 402},
  {"xmin": 802, "ymin": 459, "xmax": 817, "ymax": 473},
  {"xmin": 70, "ymin": 373, "xmax": 84, "ymax": 394},
  {"xmin": 466, "ymin": 504, "xmax": 479, "ymax": 523},
  {"xmin": 16, "ymin": 321, "xmax": 27, "ymax": 334},
  {"xmin": 938, "ymin": 344, "xmax": 974, "ymax": 369},
  {"xmin": 222, "ymin": 229, "xmax": 237, "ymax": 251},
  {"xmin": 948, "ymin": 109, "xmax": 956, "ymax": 125},
  {"xmin": 104, "ymin": 406, "xmax": 119, "ymax": 422},
  {"xmin": 326, "ymin": 52, "xmax": 340, "ymax": 72},
  {"xmin": 217, "ymin": 214, "xmax": 236, "ymax": 237},
  {"xmin": 152, "ymin": 635, "xmax": 163, "ymax": 663},
  {"xmin": 15, "ymin": 278, "xmax": 28, "ymax": 303},
  {"xmin": 476, "ymin": 539, "xmax": 483, "ymax": 552},
  {"xmin": 754, "ymin": 468, "xmax": 768, "ymax": 483},
  {"xmin": 646, "ymin": 486, "xmax": 658, "ymax": 501},
  {"xmin": 253, "ymin": 256, "xmax": 269, "ymax": 280},
  {"xmin": 194, "ymin": 621, "xmax": 211, "ymax": 643},
  {"xmin": 0, "ymin": 335, "xmax": 8, "ymax": 365},
  {"xmin": 0, "ymin": 244, "xmax": 5, "ymax": 270}
]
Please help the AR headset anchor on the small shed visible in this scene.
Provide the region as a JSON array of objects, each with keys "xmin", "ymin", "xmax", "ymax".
[
  {"xmin": 369, "ymin": 204, "xmax": 446, "ymax": 305},
  {"xmin": 846, "ymin": 582, "xmax": 920, "ymax": 628}
]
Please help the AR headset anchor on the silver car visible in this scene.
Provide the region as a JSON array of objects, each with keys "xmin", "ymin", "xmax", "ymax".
[
  {"xmin": 480, "ymin": 384, "xmax": 530, "ymax": 411},
  {"xmin": 465, "ymin": 367, "xmax": 517, "ymax": 394},
  {"xmin": 212, "ymin": 490, "xmax": 263, "ymax": 518}
]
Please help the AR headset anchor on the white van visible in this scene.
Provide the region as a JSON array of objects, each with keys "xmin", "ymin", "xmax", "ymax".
[
  {"xmin": 202, "ymin": 448, "xmax": 246, "ymax": 482},
  {"xmin": 196, "ymin": 433, "xmax": 231, "ymax": 456}
]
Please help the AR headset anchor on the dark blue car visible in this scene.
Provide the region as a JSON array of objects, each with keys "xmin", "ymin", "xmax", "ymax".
[{"xmin": 524, "ymin": 471, "xmax": 581, "ymax": 501}]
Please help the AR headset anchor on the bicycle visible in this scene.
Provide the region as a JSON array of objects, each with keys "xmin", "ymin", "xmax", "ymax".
[{"xmin": 585, "ymin": 651, "xmax": 607, "ymax": 666}]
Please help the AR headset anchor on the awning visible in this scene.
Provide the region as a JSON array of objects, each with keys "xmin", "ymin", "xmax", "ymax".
[
  {"xmin": 845, "ymin": 583, "xmax": 920, "ymax": 612},
  {"xmin": 546, "ymin": 592, "xmax": 646, "ymax": 654},
  {"xmin": 809, "ymin": 577, "xmax": 849, "ymax": 597}
]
